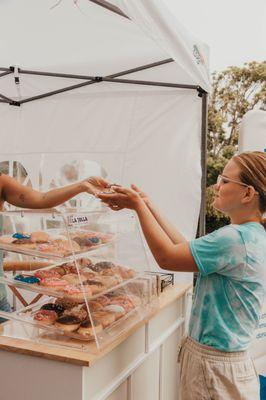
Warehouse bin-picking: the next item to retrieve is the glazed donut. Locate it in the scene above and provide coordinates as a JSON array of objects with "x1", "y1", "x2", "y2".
[
  {"x1": 92, "y1": 311, "x2": 116, "y2": 328},
  {"x1": 103, "y1": 304, "x2": 126, "y2": 320}
]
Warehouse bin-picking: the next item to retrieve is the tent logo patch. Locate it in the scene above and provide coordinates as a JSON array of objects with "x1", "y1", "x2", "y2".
[{"x1": 193, "y1": 45, "x2": 205, "y2": 65}]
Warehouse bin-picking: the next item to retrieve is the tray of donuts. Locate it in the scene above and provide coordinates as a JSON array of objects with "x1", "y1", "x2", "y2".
[
  {"x1": 4, "y1": 258, "x2": 138, "y2": 302},
  {"x1": 16, "y1": 293, "x2": 143, "y2": 341},
  {"x1": 0, "y1": 229, "x2": 115, "y2": 259}
]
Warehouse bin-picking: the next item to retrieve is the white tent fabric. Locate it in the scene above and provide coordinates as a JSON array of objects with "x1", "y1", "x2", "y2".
[
  {"x1": 116, "y1": 0, "x2": 210, "y2": 91},
  {"x1": 0, "y1": 0, "x2": 209, "y2": 278},
  {"x1": 239, "y1": 109, "x2": 266, "y2": 153}
]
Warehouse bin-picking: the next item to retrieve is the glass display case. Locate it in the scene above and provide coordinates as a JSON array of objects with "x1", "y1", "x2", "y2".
[{"x1": 0, "y1": 208, "x2": 158, "y2": 350}]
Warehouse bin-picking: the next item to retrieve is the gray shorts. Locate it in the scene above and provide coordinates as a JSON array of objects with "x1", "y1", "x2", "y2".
[{"x1": 178, "y1": 336, "x2": 259, "y2": 400}]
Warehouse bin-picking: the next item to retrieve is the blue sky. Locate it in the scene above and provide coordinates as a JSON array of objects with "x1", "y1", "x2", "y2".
[{"x1": 165, "y1": 0, "x2": 266, "y2": 72}]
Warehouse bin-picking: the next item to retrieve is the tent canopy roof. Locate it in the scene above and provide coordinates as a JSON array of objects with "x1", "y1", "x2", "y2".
[{"x1": 0, "y1": 0, "x2": 210, "y2": 103}]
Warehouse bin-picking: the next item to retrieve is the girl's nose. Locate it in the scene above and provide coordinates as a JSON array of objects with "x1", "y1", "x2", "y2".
[{"x1": 214, "y1": 183, "x2": 220, "y2": 193}]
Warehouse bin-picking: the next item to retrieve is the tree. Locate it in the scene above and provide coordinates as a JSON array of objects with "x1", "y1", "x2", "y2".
[{"x1": 206, "y1": 61, "x2": 266, "y2": 232}]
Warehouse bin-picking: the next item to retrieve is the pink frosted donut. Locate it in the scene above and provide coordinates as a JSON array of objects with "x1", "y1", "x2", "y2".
[
  {"x1": 63, "y1": 285, "x2": 92, "y2": 302},
  {"x1": 39, "y1": 278, "x2": 68, "y2": 290},
  {"x1": 34, "y1": 270, "x2": 61, "y2": 280}
]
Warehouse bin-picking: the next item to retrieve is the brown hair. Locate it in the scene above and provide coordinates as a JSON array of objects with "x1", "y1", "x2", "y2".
[{"x1": 233, "y1": 151, "x2": 266, "y2": 229}]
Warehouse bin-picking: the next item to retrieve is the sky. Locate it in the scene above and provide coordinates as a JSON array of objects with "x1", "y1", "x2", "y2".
[{"x1": 164, "y1": 0, "x2": 266, "y2": 73}]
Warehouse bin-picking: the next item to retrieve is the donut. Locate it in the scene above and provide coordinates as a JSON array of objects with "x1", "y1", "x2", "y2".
[
  {"x1": 81, "y1": 270, "x2": 98, "y2": 280},
  {"x1": 48, "y1": 266, "x2": 66, "y2": 276},
  {"x1": 39, "y1": 278, "x2": 68, "y2": 290},
  {"x1": 61, "y1": 263, "x2": 78, "y2": 275},
  {"x1": 34, "y1": 269, "x2": 61, "y2": 280},
  {"x1": 90, "y1": 261, "x2": 115, "y2": 273},
  {"x1": 54, "y1": 315, "x2": 81, "y2": 332},
  {"x1": 55, "y1": 298, "x2": 79, "y2": 310},
  {"x1": 103, "y1": 304, "x2": 126, "y2": 320},
  {"x1": 77, "y1": 319, "x2": 103, "y2": 339},
  {"x1": 0, "y1": 236, "x2": 14, "y2": 244},
  {"x1": 63, "y1": 306, "x2": 87, "y2": 321},
  {"x1": 83, "y1": 279, "x2": 104, "y2": 295},
  {"x1": 100, "y1": 275, "x2": 123, "y2": 288},
  {"x1": 98, "y1": 233, "x2": 113, "y2": 244},
  {"x1": 117, "y1": 266, "x2": 136, "y2": 280},
  {"x1": 34, "y1": 310, "x2": 58, "y2": 325},
  {"x1": 109, "y1": 295, "x2": 136, "y2": 313},
  {"x1": 14, "y1": 274, "x2": 40, "y2": 284},
  {"x1": 88, "y1": 300, "x2": 103, "y2": 312},
  {"x1": 37, "y1": 243, "x2": 58, "y2": 254},
  {"x1": 95, "y1": 295, "x2": 110, "y2": 307},
  {"x1": 52, "y1": 239, "x2": 81, "y2": 255},
  {"x1": 63, "y1": 273, "x2": 86, "y2": 285},
  {"x1": 92, "y1": 311, "x2": 116, "y2": 328},
  {"x1": 63, "y1": 284, "x2": 92, "y2": 303},
  {"x1": 30, "y1": 231, "x2": 50, "y2": 243},
  {"x1": 41, "y1": 303, "x2": 65, "y2": 316},
  {"x1": 79, "y1": 258, "x2": 93, "y2": 268}
]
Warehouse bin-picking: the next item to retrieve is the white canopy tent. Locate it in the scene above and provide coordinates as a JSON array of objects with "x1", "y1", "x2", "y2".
[{"x1": 0, "y1": 0, "x2": 210, "y2": 273}]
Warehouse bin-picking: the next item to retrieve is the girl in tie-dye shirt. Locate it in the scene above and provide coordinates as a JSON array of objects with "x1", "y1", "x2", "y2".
[{"x1": 98, "y1": 151, "x2": 266, "y2": 400}]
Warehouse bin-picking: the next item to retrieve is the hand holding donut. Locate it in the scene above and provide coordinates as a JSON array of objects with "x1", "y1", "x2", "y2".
[{"x1": 97, "y1": 186, "x2": 144, "y2": 211}]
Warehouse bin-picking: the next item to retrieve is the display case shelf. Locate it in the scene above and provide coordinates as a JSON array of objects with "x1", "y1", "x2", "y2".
[{"x1": 0, "y1": 208, "x2": 158, "y2": 349}]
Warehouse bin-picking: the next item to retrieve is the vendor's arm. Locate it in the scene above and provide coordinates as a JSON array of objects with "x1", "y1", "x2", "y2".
[
  {"x1": 0, "y1": 174, "x2": 109, "y2": 209},
  {"x1": 98, "y1": 187, "x2": 198, "y2": 273}
]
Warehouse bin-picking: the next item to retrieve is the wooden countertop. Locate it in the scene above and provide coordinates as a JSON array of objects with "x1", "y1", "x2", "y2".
[{"x1": 0, "y1": 283, "x2": 192, "y2": 366}]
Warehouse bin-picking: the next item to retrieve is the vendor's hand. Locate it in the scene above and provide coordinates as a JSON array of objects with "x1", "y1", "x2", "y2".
[
  {"x1": 97, "y1": 186, "x2": 144, "y2": 211},
  {"x1": 82, "y1": 176, "x2": 112, "y2": 196}
]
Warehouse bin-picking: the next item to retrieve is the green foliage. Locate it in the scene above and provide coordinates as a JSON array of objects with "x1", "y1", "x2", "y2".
[{"x1": 206, "y1": 61, "x2": 266, "y2": 231}]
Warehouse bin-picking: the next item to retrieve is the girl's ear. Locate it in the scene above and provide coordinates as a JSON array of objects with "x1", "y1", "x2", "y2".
[{"x1": 242, "y1": 186, "x2": 257, "y2": 204}]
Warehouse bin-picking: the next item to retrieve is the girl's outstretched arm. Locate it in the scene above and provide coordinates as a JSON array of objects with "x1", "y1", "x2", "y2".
[
  {"x1": 98, "y1": 187, "x2": 198, "y2": 273},
  {"x1": 130, "y1": 184, "x2": 187, "y2": 244}
]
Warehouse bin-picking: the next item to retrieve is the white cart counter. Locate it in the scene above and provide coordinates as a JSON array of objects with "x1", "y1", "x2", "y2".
[{"x1": 0, "y1": 283, "x2": 192, "y2": 400}]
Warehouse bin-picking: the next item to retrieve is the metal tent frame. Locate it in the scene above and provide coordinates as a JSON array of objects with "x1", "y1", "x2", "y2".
[{"x1": 0, "y1": 0, "x2": 208, "y2": 236}]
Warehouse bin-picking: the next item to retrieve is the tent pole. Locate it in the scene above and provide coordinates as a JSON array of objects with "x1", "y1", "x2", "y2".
[
  {"x1": 0, "y1": 93, "x2": 13, "y2": 103},
  {"x1": 199, "y1": 91, "x2": 208, "y2": 237},
  {"x1": 0, "y1": 71, "x2": 12, "y2": 78},
  {"x1": 19, "y1": 78, "x2": 200, "y2": 105},
  {"x1": 3, "y1": 58, "x2": 174, "y2": 81},
  {"x1": 89, "y1": 0, "x2": 129, "y2": 19},
  {"x1": 103, "y1": 77, "x2": 198, "y2": 90}
]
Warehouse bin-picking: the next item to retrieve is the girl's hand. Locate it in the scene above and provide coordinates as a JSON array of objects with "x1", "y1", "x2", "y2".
[
  {"x1": 130, "y1": 184, "x2": 150, "y2": 206},
  {"x1": 97, "y1": 186, "x2": 144, "y2": 211},
  {"x1": 81, "y1": 176, "x2": 112, "y2": 195}
]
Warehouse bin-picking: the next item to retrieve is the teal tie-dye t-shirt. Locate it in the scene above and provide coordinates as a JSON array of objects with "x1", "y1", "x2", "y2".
[{"x1": 189, "y1": 222, "x2": 266, "y2": 352}]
